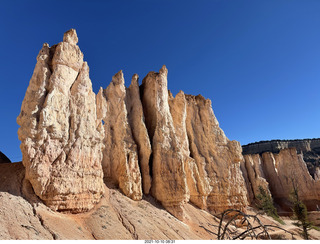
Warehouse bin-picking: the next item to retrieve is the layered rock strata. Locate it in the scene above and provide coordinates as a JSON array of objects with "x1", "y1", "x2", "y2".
[
  {"x1": 243, "y1": 138, "x2": 320, "y2": 179},
  {"x1": 242, "y1": 143, "x2": 320, "y2": 210},
  {"x1": 17, "y1": 29, "x2": 105, "y2": 212}
]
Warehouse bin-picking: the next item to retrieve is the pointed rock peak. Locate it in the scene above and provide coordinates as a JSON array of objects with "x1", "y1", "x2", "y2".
[
  {"x1": 159, "y1": 65, "x2": 168, "y2": 76},
  {"x1": 177, "y1": 90, "x2": 185, "y2": 97},
  {"x1": 130, "y1": 74, "x2": 139, "y2": 87},
  {"x1": 81, "y1": 61, "x2": 89, "y2": 73},
  {"x1": 111, "y1": 70, "x2": 124, "y2": 86},
  {"x1": 132, "y1": 73, "x2": 139, "y2": 81},
  {"x1": 37, "y1": 43, "x2": 51, "y2": 61},
  {"x1": 63, "y1": 29, "x2": 78, "y2": 45},
  {"x1": 43, "y1": 42, "x2": 50, "y2": 48}
]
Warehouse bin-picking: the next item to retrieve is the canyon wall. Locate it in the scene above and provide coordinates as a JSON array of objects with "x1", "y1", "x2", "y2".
[
  {"x1": 242, "y1": 140, "x2": 320, "y2": 211},
  {"x1": 17, "y1": 29, "x2": 248, "y2": 219}
]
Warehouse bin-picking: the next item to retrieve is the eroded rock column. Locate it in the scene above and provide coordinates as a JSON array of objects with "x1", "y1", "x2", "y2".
[
  {"x1": 17, "y1": 29, "x2": 105, "y2": 212},
  {"x1": 97, "y1": 71, "x2": 143, "y2": 200},
  {"x1": 141, "y1": 65, "x2": 189, "y2": 220},
  {"x1": 185, "y1": 94, "x2": 248, "y2": 213}
]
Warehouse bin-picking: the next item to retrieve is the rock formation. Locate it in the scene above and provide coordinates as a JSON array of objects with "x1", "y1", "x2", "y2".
[
  {"x1": 0, "y1": 151, "x2": 11, "y2": 164},
  {"x1": 243, "y1": 139, "x2": 320, "y2": 178},
  {"x1": 240, "y1": 154, "x2": 271, "y2": 203},
  {"x1": 17, "y1": 29, "x2": 249, "y2": 218},
  {"x1": 242, "y1": 138, "x2": 320, "y2": 155},
  {"x1": 17, "y1": 29, "x2": 105, "y2": 213},
  {"x1": 242, "y1": 139, "x2": 320, "y2": 210},
  {"x1": 97, "y1": 71, "x2": 143, "y2": 201},
  {"x1": 140, "y1": 66, "x2": 190, "y2": 219},
  {"x1": 184, "y1": 94, "x2": 248, "y2": 213},
  {"x1": 125, "y1": 74, "x2": 152, "y2": 195}
]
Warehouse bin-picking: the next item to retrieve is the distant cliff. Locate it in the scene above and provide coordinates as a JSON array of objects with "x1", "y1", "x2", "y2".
[
  {"x1": 241, "y1": 139, "x2": 320, "y2": 211},
  {"x1": 242, "y1": 139, "x2": 320, "y2": 178},
  {"x1": 242, "y1": 138, "x2": 320, "y2": 155}
]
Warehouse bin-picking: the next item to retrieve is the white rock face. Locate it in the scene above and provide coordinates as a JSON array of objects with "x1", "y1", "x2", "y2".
[
  {"x1": 126, "y1": 74, "x2": 152, "y2": 195},
  {"x1": 184, "y1": 94, "x2": 248, "y2": 213},
  {"x1": 168, "y1": 91, "x2": 206, "y2": 209},
  {"x1": 97, "y1": 71, "x2": 143, "y2": 200},
  {"x1": 17, "y1": 29, "x2": 105, "y2": 213},
  {"x1": 141, "y1": 66, "x2": 190, "y2": 220},
  {"x1": 241, "y1": 154, "x2": 271, "y2": 203}
]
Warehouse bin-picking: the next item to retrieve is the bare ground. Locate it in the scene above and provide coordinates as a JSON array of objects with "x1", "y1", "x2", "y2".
[{"x1": 0, "y1": 162, "x2": 319, "y2": 240}]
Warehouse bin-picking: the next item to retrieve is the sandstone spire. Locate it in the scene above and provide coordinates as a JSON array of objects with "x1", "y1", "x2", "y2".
[
  {"x1": 126, "y1": 74, "x2": 152, "y2": 194},
  {"x1": 98, "y1": 71, "x2": 143, "y2": 200},
  {"x1": 184, "y1": 94, "x2": 248, "y2": 213},
  {"x1": 168, "y1": 91, "x2": 207, "y2": 209},
  {"x1": 17, "y1": 29, "x2": 105, "y2": 212},
  {"x1": 141, "y1": 65, "x2": 190, "y2": 220}
]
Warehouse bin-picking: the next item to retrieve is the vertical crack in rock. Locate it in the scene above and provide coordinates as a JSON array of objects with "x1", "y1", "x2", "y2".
[
  {"x1": 125, "y1": 74, "x2": 152, "y2": 195},
  {"x1": 168, "y1": 90, "x2": 206, "y2": 209},
  {"x1": 98, "y1": 71, "x2": 143, "y2": 200},
  {"x1": 184, "y1": 94, "x2": 248, "y2": 214},
  {"x1": 140, "y1": 65, "x2": 190, "y2": 220},
  {"x1": 17, "y1": 29, "x2": 105, "y2": 213},
  {"x1": 241, "y1": 154, "x2": 270, "y2": 204}
]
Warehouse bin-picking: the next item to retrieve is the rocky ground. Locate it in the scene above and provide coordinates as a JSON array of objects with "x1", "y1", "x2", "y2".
[{"x1": 1, "y1": 161, "x2": 319, "y2": 240}]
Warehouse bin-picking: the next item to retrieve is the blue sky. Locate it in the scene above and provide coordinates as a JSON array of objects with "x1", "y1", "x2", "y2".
[{"x1": 1, "y1": 0, "x2": 320, "y2": 162}]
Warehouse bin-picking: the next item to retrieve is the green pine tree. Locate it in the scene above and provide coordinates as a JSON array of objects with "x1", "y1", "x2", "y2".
[
  {"x1": 256, "y1": 186, "x2": 284, "y2": 224},
  {"x1": 290, "y1": 181, "x2": 312, "y2": 240}
]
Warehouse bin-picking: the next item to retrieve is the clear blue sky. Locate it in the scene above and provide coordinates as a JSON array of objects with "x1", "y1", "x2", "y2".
[{"x1": 1, "y1": 0, "x2": 319, "y2": 162}]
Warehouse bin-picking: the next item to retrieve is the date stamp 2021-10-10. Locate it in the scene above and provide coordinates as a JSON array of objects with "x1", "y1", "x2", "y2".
[{"x1": 145, "y1": 240, "x2": 175, "y2": 244}]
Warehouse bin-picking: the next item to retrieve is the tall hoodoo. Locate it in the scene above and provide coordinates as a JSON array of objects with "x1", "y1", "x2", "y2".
[
  {"x1": 184, "y1": 94, "x2": 248, "y2": 213},
  {"x1": 97, "y1": 71, "x2": 143, "y2": 200},
  {"x1": 17, "y1": 29, "x2": 105, "y2": 212},
  {"x1": 141, "y1": 66, "x2": 190, "y2": 219},
  {"x1": 125, "y1": 74, "x2": 152, "y2": 195}
]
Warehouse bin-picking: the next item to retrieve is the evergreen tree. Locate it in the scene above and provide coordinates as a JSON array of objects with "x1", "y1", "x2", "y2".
[
  {"x1": 290, "y1": 181, "x2": 312, "y2": 240},
  {"x1": 256, "y1": 186, "x2": 283, "y2": 224}
]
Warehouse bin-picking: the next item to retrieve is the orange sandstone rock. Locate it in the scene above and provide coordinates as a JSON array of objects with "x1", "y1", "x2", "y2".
[{"x1": 17, "y1": 29, "x2": 105, "y2": 213}]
